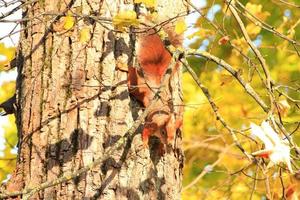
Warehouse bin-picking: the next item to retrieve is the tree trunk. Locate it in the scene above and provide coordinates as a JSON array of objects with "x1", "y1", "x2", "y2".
[{"x1": 6, "y1": 0, "x2": 186, "y2": 199}]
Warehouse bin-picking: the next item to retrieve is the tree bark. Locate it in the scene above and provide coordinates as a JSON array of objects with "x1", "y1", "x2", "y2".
[{"x1": 6, "y1": 0, "x2": 186, "y2": 199}]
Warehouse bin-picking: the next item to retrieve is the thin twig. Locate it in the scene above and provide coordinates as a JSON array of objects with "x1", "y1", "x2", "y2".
[
  {"x1": 235, "y1": 0, "x2": 300, "y2": 47},
  {"x1": 226, "y1": 0, "x2": 275, "y2": 114},
  {"x1": 273, "y1": 0, "x2": 300, "y2": 8},
  {"x1": 0, "y1": 0, "x2": 38, "y2": 21},
  {"x1": 275, "y1": 88, "x2": 300, "y2": 103},
  {"x1": 181, "y1": 58, "x2": 253, "y2": 160},
  {"x1": 279, "y1": 168, "x2": 287, "y2": 199},
  {"x1": 183, "y1": 146, "x2": 229, "y2": 191},
  {"x1": 187, "y1": 51, "x2": 269, "y2": 112},
  {"x1": 250, "y1": 165, "x2": 259, "y2": 199},
  {"x1": 185, "y1": 0, "x2": 267, "y2": 90},
  {"x1": 184, "y1": 142, "x2": 244, "y2": 158}
]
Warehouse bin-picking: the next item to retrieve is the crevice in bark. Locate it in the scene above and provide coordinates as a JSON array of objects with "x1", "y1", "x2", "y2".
[
  {"x1": 100, "y1": 31, "x2": 115, "y2": 63},
  {"x1": 56, "y1": 106, "x2": 63, "y2": 172},
  {"x1": 93, "y1": 128, "x2": 133, "y2": 199}
]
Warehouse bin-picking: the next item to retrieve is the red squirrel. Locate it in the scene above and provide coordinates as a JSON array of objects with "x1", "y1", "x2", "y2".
[{"x1": 128, "y1": 29, "x2": 183, "y2": 147}]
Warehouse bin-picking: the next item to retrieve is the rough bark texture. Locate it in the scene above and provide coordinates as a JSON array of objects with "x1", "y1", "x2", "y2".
[{"x1": 7, "y1": 0, "x2": 186, "y2": 199}]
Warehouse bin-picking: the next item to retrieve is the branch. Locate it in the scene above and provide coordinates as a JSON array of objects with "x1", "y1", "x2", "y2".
[
  {"x1": 187, "y1": 51, "x2": 269, "y2": 112},
  {"x1": 182, "y1": 146, "x2": 228, "y2": 191},
  {"x1": 273, "y1": 0, "x2": 300, "y2": 8},
  {"x1": 226, "y1": 0, "x2": 275, "y2": 113},
  {"x1": 235, "y1": 0, "x2": 300, "y2": 47},
  {"x1": 0, "y1": 0, "x2": 38, "y2": 20},
  {"x1": 275, "y1": 88, "x2": 300, "y2": 103},
  {"x1": 186, "y1": 50, "x2": 300, "y2": 156},
  {"x1": 180, "y1": 58, "x2": 253, "y2": 161},
  {"x1": 185, "y1": 0, "x2": 268, "y2": 89}
]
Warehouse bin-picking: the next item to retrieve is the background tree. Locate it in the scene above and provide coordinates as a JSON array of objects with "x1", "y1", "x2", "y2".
[
  {"x1": 182, "y1": 0, "x2": 300, "y2": 199},
  {"x1": 0, "y1": 0, "x2": 300, "y2": 199}
]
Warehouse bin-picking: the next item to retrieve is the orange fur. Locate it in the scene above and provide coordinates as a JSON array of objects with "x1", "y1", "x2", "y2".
[{"x1": 128, "y1": 31, "x2": 182, "y2": 147}]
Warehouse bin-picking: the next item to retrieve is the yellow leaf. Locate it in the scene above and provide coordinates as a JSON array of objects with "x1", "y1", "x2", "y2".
[
  {"x1": 287, "y1": 28, "x2": 295, "y2": 39},
  {"x1": 112, "y1": 10, "x2": 140, "y2": 30},
  {"x1": 3, "y1": 115, "x2": 18, "y2": 146},
  {"x1": 134, "y1": 0, "x2": 156, "y2": 8},
  {"x1": 231, "y1": 183, "x2": 251, "y2": 199},
  {"x1": 175, "y1": 20, "x2": 187, "y2": 35},
  {"x1": 150, "y1": 11, "x2": 158, "y2": 21},
  {"x1": 182, "y1": 192, "x2": 202, "y2": 200},
  {"x1": 220, "y1": 74, "x2": 234, "y2": 86},
  {"x1": 231, "y1": 38, "x2": 249, "y2": 56},
  {"x1": 0, "y1": 81, "x2": 15, "y2": 104},
  {"x1": 246, "y1": 23, "x2": 261, "y2": 37},
  {"x1": 79, "y1": 27, "x2": 90, "y2": 43},
  {"x1": 283, "y1": 115, "x2": 300, "y2": 123},
  {"x1": 245, "y1": 3, "x2": 270, "y2": 21},
  {"x1": 245, "y1": 3, "x2": 262, "y2": 15},
  {"x1": 277, "y1": 98, "x2": 290, "y2": 117},
  {"x1": 0, "y1": 43, "x2": 16, "y2": 70},
  {"x1": 63, "y1": 12, "x2": 75, "y2": 30},
  {"x1": 187, "y1": 29, "x2": 214, "y2": 40}
]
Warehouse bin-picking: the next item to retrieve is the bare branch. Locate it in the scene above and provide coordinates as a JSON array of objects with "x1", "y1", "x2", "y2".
[
  {"x1": 235, "y1": 1, "x2": 300, "y2": 48},
  {"x1": 181, "y1": 58, "x2": 253, "y2": 160},
  {"x1": 226, "y1": 0, "x2": 275, "y2": 113},
  {"x1": 183, "y1": 145, "x2": 230, "y2": 191},
  {"x1": 187, "y1": 51, "x2": 269, "y2": 112},
  {"x1": 273, "y1": 0, "x2": 300, "y2": 8},
  {"x1": 185, "y1": 0, "x2": 268, "y2": 88}
]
